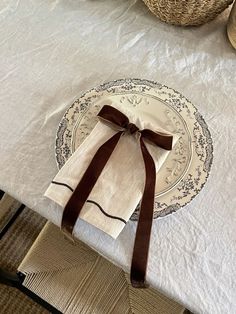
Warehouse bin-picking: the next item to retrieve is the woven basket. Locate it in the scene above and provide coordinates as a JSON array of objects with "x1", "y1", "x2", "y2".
[
  {"x1": 143, "y1": 0, "x2": 233, "y2": 26},
  {"x1": 227, "y1": 0, "x2": 236, "y2": 48}
]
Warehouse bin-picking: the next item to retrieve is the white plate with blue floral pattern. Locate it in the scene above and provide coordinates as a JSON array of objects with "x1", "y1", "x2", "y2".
[{"x1": 55, "y1": 79, "x2": 213, "y2": 220}]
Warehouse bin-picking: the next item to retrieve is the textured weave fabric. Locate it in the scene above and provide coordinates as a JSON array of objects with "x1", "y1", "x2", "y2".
[
  {"x1": 0, "y1": 193, "x2": 185, "y2": 314},
  {"x1": 0, "y1": 193, "x2": 21, "y2": 227},
  {"x1": 0, "y1": 194, "x2": 47, "y2": 314},
  {"x1": 142, "y1": 0, "x2": 233, "y2": 25},
  {"x1": 227, "y1": 1, "x2": 236, "y2": 48},
  {"x1": 18, "y1": 222, "x2": 185, "y2": 314}
]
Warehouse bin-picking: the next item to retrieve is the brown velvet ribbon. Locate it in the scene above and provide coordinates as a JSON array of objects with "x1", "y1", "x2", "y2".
[{"x1": 61, "y1": 105, "x2": 173, "y2": 288}]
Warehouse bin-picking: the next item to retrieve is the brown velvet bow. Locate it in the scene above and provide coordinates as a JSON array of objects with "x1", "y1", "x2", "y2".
[{"x1": 61, "y1": 105, "x2": 173, "y2": 288}]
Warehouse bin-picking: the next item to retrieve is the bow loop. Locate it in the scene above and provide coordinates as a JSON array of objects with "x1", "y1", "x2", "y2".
[
  {"x1": 141, "y1": 129, "x2": 173, "y2": 150},
  {"x1": 97, "y1": 105, "x2": 129, "y2": 129}
]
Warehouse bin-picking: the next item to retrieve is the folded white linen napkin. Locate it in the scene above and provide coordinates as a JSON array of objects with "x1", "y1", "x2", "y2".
[{"x1": 45, "y1": 102, "x2": 178, "y2": 239}]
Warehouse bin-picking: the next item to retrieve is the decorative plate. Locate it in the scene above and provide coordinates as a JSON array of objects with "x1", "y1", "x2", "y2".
[{"x1": 55, "y1": 79, "x2": 213, "y2": 220}]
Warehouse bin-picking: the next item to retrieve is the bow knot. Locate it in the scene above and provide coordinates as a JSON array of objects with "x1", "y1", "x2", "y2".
[
  {"x1": 126, "y1": 122, "x2": 139, "y2": 134},
  {"x1": 62, "y1": 104, "x2": 173, "y2": 288}
]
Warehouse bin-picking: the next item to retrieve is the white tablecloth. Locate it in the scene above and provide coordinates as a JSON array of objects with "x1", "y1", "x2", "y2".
[{"x1": 0, "y1": 1, "x2": 235, "y2": 313}]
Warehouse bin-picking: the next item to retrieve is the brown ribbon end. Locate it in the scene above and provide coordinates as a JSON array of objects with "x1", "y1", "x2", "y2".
[
  {"x1": 131, "y1": 278, "x2": 149, "y2": 289},
  {"x1": 62, "y1": 226, "x2": 75, "y2": 243}
]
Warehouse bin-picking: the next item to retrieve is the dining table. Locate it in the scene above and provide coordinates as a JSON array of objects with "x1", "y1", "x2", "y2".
[{"x1": 0, "y1": 1, "x2": 235, "y2": 313}]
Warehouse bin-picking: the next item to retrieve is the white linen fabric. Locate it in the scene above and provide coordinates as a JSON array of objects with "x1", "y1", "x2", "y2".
[
  {"x1": 0, "y1": 1, "x2": 235, "y2": 313},
  {"x1": 45, "y1": 104, "x2": 176, "y2": 238}
]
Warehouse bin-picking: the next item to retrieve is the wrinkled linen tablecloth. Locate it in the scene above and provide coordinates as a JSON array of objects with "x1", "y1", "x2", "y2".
[{"x1": 0, "y1": 1, "x2": 235, "y2": 313}]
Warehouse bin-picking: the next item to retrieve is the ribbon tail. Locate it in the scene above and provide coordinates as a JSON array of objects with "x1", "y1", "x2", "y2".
[
  {"x1": 130, "y1": 136, "x2": 156, "y2": 288},
  {"x1": 61, "y1": 131, "x2": 123, "y2": 236}
]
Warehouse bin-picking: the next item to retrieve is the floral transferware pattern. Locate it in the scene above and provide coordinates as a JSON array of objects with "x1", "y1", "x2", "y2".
[{"x1": 55, "y1": 79, "x2": 213, "y2": 220}]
